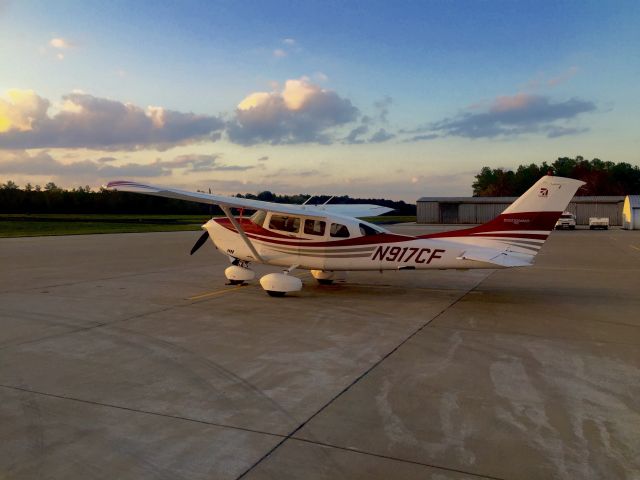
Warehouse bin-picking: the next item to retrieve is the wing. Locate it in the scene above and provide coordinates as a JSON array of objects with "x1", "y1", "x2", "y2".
[
  {"x1": 304, "y1": 204, "x2": 393, "y2": 217},
  {"x1": 106, "y1": 180, "x2": 393, "y2": 218}
]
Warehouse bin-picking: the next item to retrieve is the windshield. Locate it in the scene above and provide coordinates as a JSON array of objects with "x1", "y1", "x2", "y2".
[
  {"x1": 359, "y1": 223, "x2": 383, "y2": 236},
  {"x1": 250, "y1": 210, "x2": 267, "y2": 226}
]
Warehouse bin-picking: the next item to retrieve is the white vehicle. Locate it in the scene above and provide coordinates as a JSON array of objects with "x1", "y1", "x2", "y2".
[
  {"x1": 555, "y1": 212, "x2": 576, "y2": 230},
  {"x1": 589, "y1": 217, "x2": 609, "y2": 230},
  {"x1": 108, "y1": 175, "x2": 584, "y2": 296}
]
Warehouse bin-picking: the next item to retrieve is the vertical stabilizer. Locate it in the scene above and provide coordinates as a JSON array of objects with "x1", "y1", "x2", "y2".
[
  {"x1": 420, "y1": 175, "x2": 585, "y2": 258},
  {"x1": 502, "y1": 175, "x2": 585, "y2": 215}
]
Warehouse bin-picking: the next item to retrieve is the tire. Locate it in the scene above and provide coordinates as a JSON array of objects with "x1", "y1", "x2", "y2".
[
  {"x1": 228, "y1": 279, "x2": 244, "y2": 285},
  {"x1": 569, "y1": 226, "x2": 575, "y2": 230},
  {"x1": 266, "y1": 290, "x2": 286, "y2": 297},
  {"x1": 317, "y1": 279, "x2": 334, "y2": 285}
]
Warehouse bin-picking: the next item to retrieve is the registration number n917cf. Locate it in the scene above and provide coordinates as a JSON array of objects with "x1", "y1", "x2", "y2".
[{"x1": 371, "y1": 246, "x2": 445, "y2": 264}]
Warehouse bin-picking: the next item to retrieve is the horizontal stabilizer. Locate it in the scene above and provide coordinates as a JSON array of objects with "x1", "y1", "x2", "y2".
[{"x1": 457, "y1": 249, "x2": 533, "y2": 267}]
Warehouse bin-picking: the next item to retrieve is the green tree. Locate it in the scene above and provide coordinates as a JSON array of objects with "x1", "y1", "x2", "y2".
[{"x1": 2, "y1": 180, "x2": 19, "y2": 190}]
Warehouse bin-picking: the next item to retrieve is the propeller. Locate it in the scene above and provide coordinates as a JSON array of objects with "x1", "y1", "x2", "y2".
[
  {"x1": 190, "y1": 230, "x2": 210, "y2": 255},
  {"x1": 191, "y1": 189, "x2": 214, "y2": 256}
]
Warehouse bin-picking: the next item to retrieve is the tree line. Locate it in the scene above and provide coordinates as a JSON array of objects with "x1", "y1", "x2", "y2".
[
  {"x1": 473, "y1": 156, "x2": 640, "y2": 196},
  {"x1": 0, "y1": 181, "x2": 416, "y2": 215}
]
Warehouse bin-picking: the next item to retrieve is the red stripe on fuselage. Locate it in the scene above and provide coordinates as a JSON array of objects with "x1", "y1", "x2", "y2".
[{"x1": 419, "y1": 211, "x2": 561, "y2": 239}]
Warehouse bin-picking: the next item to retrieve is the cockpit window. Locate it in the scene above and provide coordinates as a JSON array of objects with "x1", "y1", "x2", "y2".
[
  {"x1": 250, "y1": 210, "x2": 267, "y2": 227},
  {"x1": 269, "y1": 214, "x2": 300, "y2": 233},
  {"x1": 359, "y1": 223, "x2": 382, "y2": 236},
  {"x1": 330, "y1": 223, "x2": 350, "y2": 238},
  {"x1": 304, "y1": 219, "x2": 326, "y2": 236}
]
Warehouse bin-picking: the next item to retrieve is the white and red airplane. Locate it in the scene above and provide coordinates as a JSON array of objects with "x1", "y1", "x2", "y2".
[{"x1": 107, "y1": 174, "x2": 584, "y2": 296}]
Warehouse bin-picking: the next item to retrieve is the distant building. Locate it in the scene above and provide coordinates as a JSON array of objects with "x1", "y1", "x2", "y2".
[
  {"x1": 622, "y1": 195, "x2": 640, "y2": 230},
  {"x1": 417, "y1": 196, "x2": 625, "y2": 225}
]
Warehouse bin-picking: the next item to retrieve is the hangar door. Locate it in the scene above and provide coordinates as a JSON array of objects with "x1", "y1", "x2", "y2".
[{"x1": 440, "y1": 203, "x2": 459, "y2": 224}]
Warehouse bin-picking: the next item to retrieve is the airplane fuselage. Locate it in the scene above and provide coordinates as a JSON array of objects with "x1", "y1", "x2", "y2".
[{"x1": 206, "y1": 216, "x2": 503, "y2": 271}]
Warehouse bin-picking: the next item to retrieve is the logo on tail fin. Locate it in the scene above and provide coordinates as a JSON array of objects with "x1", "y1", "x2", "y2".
[{"x1": 538, "y1": 187, "x2": 549, "y2": 197}]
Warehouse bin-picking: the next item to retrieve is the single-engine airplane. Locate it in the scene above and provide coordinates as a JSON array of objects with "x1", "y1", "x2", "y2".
[{"x1": 107, "y1": 174, "x2": 584, "y2": 296}]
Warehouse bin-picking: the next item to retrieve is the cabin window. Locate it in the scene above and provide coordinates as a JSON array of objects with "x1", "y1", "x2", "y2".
[
  {"x1": 359, "y1": 223, "x2": 382, "y2": 236},
  {"x1": 250, "y1": 210, "x2": 267, "y2": 227},
  {"x1": 304, "y1": 219, "x2": 326, "y2": 236},
  {"x1": 330, "y1": 223, "x2": 350, "y2": 238},
  {"x1": 269, "y1": 214, "x2": 300, "y2": 233}
]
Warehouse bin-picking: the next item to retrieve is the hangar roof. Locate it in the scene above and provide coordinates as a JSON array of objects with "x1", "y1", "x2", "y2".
[{"x1": 626, "y1": 195, "x2": 640, "y2": 208}]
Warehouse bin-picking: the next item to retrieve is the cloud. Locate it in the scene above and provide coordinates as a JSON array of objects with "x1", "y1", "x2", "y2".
[
  {"x1": 404, "y1": 133, "x2": 439, "y2": 142},
  {"x1": 273, "y1": 49, "x2": 287, "y2": 58},
  {"x1": 373, "y1": 96, "x2": 392, "y2": 123},
  {"x1": 0, "y1": 89, "x2": 50, "y2": 133},
  {"x1": 369, "y1": 128, "x2": 395, "y2": 143},
  {"x1": 547, "y1": 66, "x2": 579, "y2": 87},
  {"x1": 0, "y1": 90, "x2": 225, "y2": 150},
  {"x1": 282, "y1": 38, "x2": 296, "y2": 46},
  {"x1": 257, "y1": 156, "x2": 269, "y2": 162},
  {"x1": 0, "y1": 150, "x2": 170, "y2": 178},
  {"x1": 227, "y1": 78, "x2": 358, "y2": 145},
  {"x1": 49, "y1": 37, "x2": 72, "y2": 49},
  {"x1": 408, "y1": 93, "x2": 596, "y2": 140},
  {"x1": 263, "y1": 168, "x2": 328, "y2": 179},
  {"x1": 156, "y1": 154, "x2": 255, "y2": 172},
  {"x1": 343, "y1": 125, "x2": 369, "y2": 144},
  {"x1": 525, "y1": 66, "x2": 580, "y2": 90},
  {"x1": 313, "y1": 72, "x2": 329, "y2": 83},
  {"x1": 0, "y1": 150, "x2": 256, "y2": 181}
]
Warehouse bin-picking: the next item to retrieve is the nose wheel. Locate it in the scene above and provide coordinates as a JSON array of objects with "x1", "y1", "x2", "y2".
[{"x1": 225, "y1": 264, "x2": 255, "y2": 284}]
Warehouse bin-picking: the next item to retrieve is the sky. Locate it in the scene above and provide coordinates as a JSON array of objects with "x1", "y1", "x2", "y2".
[{"x1": 1, "y1": 0, "x2": 639, "y2": 200}]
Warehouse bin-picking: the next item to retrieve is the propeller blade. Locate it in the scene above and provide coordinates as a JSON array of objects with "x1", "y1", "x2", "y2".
[{"x1": 190, "y1": 231, "x2": 210, "y2": 255}]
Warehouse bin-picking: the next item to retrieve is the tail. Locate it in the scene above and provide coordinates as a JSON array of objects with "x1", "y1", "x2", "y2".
[{"x1": 421, "y1": 175, "x2": 585, "y2": 263}]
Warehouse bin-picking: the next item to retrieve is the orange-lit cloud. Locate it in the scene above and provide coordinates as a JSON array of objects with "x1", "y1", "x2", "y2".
[
  {"x1": 49, "y1": 37, "x2": 71, "y2": 49},
  {"x1": 0, "y1": 90, "x2": 224, "y2": 150},
  {"x1": 229, "y1": 78, "x2": 358, "y2": 145},
  {"x1": 491, "y1": 93, "x2": 536, "y2": 113},
  {"x1": 0, "y1": 89, "x2": 50, "y2": 133}
]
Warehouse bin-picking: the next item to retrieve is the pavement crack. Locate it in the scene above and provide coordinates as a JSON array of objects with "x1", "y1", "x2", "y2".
[
  {"x1": 0, "y1": 384, "x2": 284, "y2": 440},
  {"x1": 234, "y1": 272, "x2": 493, "y2": 480}
]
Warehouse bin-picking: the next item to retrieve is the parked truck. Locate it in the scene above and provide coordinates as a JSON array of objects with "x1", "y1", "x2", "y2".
[
  {"x1": 589, "y1": 217, "x2": 609, "y2": 230},
  {"x1": 555, "y1": 212, "x2": 576, "y2": 229}
]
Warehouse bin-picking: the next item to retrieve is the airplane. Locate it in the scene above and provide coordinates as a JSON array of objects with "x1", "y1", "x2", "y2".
[{"x1": 107, "y1": 174, "x2": 584, "y2": 296}]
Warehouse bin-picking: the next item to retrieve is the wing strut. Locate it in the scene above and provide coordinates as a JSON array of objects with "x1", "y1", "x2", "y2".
[{"x1": 220, "y1": 205, "x2": 265, "y2": 263}]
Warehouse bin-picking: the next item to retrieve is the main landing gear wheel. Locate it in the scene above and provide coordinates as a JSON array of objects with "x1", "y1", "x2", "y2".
[
  {"x1": 266, "y1": 290, "x2": 286, "y2": 297},
  {"x1": 259, "y1": 272, "x2": 302, "y2": 297},
  {"x1": 311, "y1": 270, "x2": 346, "y2": 285}
]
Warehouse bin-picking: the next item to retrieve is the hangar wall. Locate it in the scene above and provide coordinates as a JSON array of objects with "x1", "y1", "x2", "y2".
[{"x1": 417, "y1": 196, "x2": 625, "y2": 225}]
